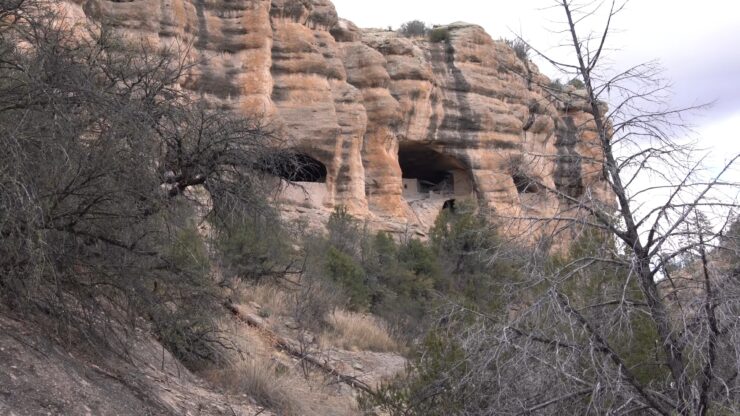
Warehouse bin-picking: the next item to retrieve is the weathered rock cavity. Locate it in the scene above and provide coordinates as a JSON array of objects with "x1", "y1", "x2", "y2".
[{"x1": 61, "y1": 0, "x2": 612, "y2": 240}]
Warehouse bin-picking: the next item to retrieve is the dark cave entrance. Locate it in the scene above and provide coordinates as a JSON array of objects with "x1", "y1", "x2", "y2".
[
  {"x1": 263, "y1": 152, "x2": 327, "y2": 183},
  {"x1": 443, "y1": 199, "x2": 456, "y2": 212},
  {"x1": 512, "y1": 172, "x2": 539, "y2": 194},
  {"x1": 398, "y1": 143, "x2": 473, "y2": 197}
]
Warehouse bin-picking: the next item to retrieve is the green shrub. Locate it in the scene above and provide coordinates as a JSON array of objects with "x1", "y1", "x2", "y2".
[
  {"x1": 372, "y1": 231, "x2": 397, "y2": 266},
  {"x1": 217, "y1": 212, "x2": 292, "y2": 282},
  {"x1": 168, "y1": 226, "x2": 211, "y2": 276},
  {"x1": 429, "y1": 201, "x2": 523, "y2": 313},
  {"x1": 430, "y1": 201, "x2": 499, "y2": 277},
  {"x1": 548, "y1": 78, "x2": 564, "y2": 91},
  {"x1": 551, "y1": 228, "x2": 668, "y2": 386},
  {"x1": 152, "y1": 226, "x2": 226, "y2": 369},
  {"x1": 722, "y1": 218, "x2": 740, "y2": 275},
  {"x1": 325, "y1": 246, "x2": 369, "y2": 311},
  {"x1": 567, "y1": 77, "x2": 585, "y2": 89},
  {"x1": 359, "y1": 330, "x2": 468, "y2": 415},
  {"x1": 331, "y1": 230, "x2": 441, "y2": 339},
  {"x1": 399, "y1": 239, "x2": 438, "y2": 277},
  {"x1": 399, "y1": 20, "x2": 428, "y2": 37},
  {"x1": 429, "y1": 27, "x2": 449, "y2": 43},
  {"x1": 326, "y1": 205, "x2": 361, "y2": 255}
]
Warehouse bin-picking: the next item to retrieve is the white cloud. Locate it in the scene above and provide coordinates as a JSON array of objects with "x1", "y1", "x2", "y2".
[{"x1": 696, "y1": 112, "x2": 740, "y2": 177}]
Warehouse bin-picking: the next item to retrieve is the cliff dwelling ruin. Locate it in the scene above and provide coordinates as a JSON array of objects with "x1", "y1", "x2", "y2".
[
  {"x1": 398, "y1": 143, "x2": 474, "y2": 201},
  {"x1": 395, "y1": 142, "x2": 477, "y2": 230},
  {"x1": 108, "y1": 0, "x2": 610, "y2": 239}
]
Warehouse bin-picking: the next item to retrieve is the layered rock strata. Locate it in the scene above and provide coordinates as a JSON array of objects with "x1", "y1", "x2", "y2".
[{"x1": 62, "y1": 0, "x2": 611, "y2": 241}]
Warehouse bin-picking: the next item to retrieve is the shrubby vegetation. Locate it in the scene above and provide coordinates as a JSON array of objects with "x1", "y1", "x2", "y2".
[
  {"x1": 428, "y1": 27, "x2": 449, "y2": 43},
  {"x1": 2, "y1": 2, "x2": 738, "y2": 415},
  {"x1": 502, "y1": 37, "x2": 530, "y2": 61},
  {"x1": 399, "y1": 20, "x2": 450, "y2": 43},
  {"x1": 398, "y1": 20, "x2": 428, "y2": 37},
  {"x1": 362, "y1": 1, "x2": 740, "y2": 414},
  {"x1": 217, "y1": 209, "x2": 293, "y2": 283},
  {"x1": 295, "y1": 203, "x2": 525, "y2": 341},
  {"x1": 361, "y1": 220, "x2": 740, "y2": 415},
  {"x1": 548, "y1": 77, "x2": 586, "y2": 92},
  {"x1": 0, "y1": 0, "x2": 286, "y2": 366},
  {"x1": 567, "y1": 77, "x2": 585, "y2": 89}
]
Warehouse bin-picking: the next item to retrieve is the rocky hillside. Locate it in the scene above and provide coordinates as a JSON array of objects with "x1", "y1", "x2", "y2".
[
  {"x1": 61, "y1": 0, "x2": 610, "y2": 239},
  {"x1": 0, "y1": 294, "x2": 406, "y2": 416}
]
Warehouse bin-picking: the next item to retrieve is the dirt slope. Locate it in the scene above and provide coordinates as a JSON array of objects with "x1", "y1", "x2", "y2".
[{"x1": 0, "y1": 314, "x2": 271, "y2": 416}]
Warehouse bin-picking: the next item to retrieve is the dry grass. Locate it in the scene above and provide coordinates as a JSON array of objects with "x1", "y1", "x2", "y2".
[
  {"x1": 320, "y1": 310, "x2": 399, "y2": 353},
  {"x1": 233, "y1": 281, "x2": 292, "y2": 317},
  {"x1": 203, "y1": 319, "x2": 307, "y2": 415},
  {"x1": 199, "y1": 284, "x2": 391, "y2": 416},
  {"x1": 234, "y1": 279, "x2": 343, "y2": 332},
  {"x1": 204, "y1": 358, "x2": 306, "y2": 415},
  {"x1": 204, "y1": 317, "x2": 362, "y2": 416}
]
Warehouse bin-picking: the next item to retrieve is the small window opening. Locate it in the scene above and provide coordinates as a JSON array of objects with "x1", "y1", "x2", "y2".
[{"x1": 443, "y1": 199, "x2": 456, "y2": 212}]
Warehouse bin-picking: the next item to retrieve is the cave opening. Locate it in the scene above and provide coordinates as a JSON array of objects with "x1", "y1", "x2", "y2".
[
  {"x1": 512, "y1": 172, "x2": 538, "y2": 194},
  {"x1": 262, "y1": 152, "x2": 327, "y2": 183},
  {"x1": 443, "y1": 199, "x2": 456, "y2": 212},
  {"x1": 398, "y1": 143, "x2": 472, "y2": 197}
]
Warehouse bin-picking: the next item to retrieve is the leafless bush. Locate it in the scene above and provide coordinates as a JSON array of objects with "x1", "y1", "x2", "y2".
[
  {"x1": 367, "y1": 1, "x2": 740, "y2": 415},
  {"x1": 0, "y1": 0, "x2": 287, "y2": 363},
  {"x1": 502, "y1": 37, "x2": 530, "y2": 61}
]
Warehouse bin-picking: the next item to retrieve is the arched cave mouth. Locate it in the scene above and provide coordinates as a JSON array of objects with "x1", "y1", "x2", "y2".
[
  {"x1": 398, "y1": 143, "x2": 472, "y2": 197},
  {"x1": 512, "y1": 172, "x2": 539, "y2": 194},
  {"x1": 261, "y1": 152, "x2": 327, "y2": 183}
]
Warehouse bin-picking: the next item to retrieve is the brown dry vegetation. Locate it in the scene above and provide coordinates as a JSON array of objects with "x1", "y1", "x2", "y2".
[
  {"x1": 198, "y1": 282, "x2": 403, "y2": 416},
  {"x1": 321, "y1": 310, "x2": 399, "y2": 353}
]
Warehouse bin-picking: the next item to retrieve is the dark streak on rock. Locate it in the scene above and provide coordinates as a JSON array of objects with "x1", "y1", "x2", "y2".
[
  {"x1": 554, "y1": 116, "x2": 585, "y2": 199},
  {"x1": 194, "y1": 0, "x2": 208, "y2": 49}
]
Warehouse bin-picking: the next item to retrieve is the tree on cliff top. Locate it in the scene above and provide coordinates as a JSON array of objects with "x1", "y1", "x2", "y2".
[
  {"x1": 364, "y1": 1, "x2": 740, "y2": 415},
  {"x1": 399, "y1": 20, "x2": 428, "y2": 37}
]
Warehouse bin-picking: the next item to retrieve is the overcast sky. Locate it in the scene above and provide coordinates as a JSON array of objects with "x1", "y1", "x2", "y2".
[{"x1": 333, "y1": 0, "x2": 740, "y2": 182}]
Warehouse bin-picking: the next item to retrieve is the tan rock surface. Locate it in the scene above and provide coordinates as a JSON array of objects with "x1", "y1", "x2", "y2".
[{"x1": 64, "y1": 0, "x2": 611, "y2": 242}]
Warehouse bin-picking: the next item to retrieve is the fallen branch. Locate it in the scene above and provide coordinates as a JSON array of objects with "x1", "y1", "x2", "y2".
[{"x1": 224, "y1": 301, "x2": 374, "y2": 394}]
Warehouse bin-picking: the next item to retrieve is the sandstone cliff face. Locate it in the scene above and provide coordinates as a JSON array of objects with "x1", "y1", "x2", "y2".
[{"x1": 63, "y1": 0, "x2": 611, "y2": 241}]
